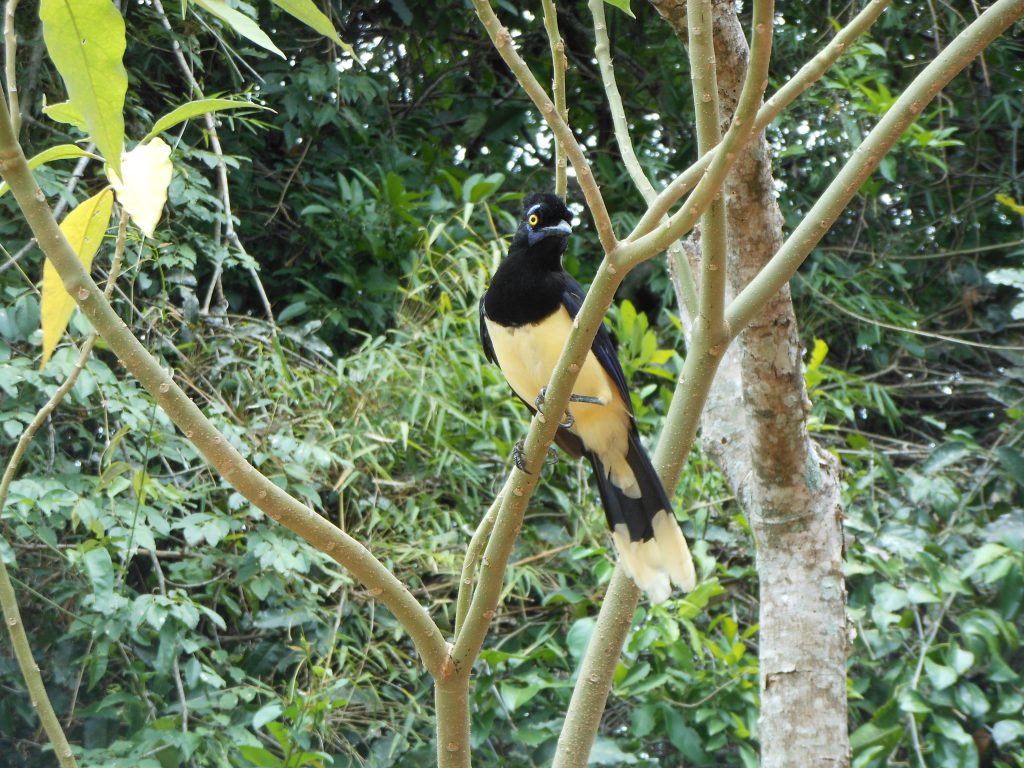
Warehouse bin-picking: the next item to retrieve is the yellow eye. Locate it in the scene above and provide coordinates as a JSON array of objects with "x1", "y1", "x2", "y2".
[{"x1": 528, "y1": 213, "x2": 540, "y2": 227}]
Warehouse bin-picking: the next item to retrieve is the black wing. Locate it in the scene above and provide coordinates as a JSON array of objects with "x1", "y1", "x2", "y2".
[
  {"x1": 561, "y1": 273, "x2": 633, "y2": 416},
  {"x1": 479, "y1": 296, "x2": 497, "y2": 365}
]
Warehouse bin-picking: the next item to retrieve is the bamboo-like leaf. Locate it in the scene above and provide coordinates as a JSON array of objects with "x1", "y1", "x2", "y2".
[
  {"x1": 141, "y1": 98, "x2": 269, "y2": 144},
  {"x1": 193, "y1": 0, "x2": 285, "y2": 59},
  {"x1": 38, "y1": 0, "x2": 127, "y2": 176},
  {"x1": 40, "y1": 188, "x2": 115, "y2": 369},
  {"x1": 107, "y1": 138, "x2": 174, "y2": 238},
  {"x1": 270, "y1": 0, "x2": 355, "y2": 56},
  {"x1": 0, "y1": 144, "x2": 100, "y2": 198}
]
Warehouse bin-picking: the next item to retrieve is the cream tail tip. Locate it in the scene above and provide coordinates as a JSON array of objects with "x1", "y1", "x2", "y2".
[{"x1": 612, "y1": 510, "x2": 696, "y2": 604}]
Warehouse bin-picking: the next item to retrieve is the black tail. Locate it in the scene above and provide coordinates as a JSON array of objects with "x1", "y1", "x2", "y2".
[{"x1": 587, "y1": 430, "x2": 696, "y2": 602}]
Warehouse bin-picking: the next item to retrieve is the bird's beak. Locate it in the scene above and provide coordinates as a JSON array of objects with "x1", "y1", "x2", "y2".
[{"x1": 542, "y1": 219, "x2": 572, "y2": 237}]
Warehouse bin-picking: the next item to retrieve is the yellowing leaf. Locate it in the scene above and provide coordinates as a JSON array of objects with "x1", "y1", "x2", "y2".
[
  {"x1": 193, "y1": 0, "x2": 285, "y2": 58},
  {"x1": 107, "y1": 138, "x2": 173, "y2": 237},
  {"x1": 270, "y1": 0, "x2": 355, "y2": 56},
  {"x1": 995, "y1": 193, "x2": 1024, "y2": 216},
  {"x1": 40, "y1": 188, "x2": 114, "y2": 369},
  {"x1": 41, "y1": 99, "x2": 88, "y2": 131}
]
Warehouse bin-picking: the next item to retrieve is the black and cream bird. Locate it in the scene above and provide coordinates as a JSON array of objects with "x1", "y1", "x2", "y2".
[{"x1": 479, "y1": 192, "x2": 696, "y2": 603}]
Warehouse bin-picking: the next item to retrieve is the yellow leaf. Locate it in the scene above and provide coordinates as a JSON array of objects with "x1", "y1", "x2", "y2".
[
  {"x1": 995, "y1": 193, "x2": 1024, "y2": 216},
  {"x1": 40, "y1": 188, "x2": 114, "y2": 369},
  {"x1": 808, "y1": 338, "x2": 829, "y2": 371},
  {"x1": 107, "y1": 138, "x2": 173, "y2": 237}
]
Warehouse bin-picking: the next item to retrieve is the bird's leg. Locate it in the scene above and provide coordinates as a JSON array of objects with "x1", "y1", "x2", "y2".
[{"x1": 534, "y1": 386, "x2": 604, "y2": 430}]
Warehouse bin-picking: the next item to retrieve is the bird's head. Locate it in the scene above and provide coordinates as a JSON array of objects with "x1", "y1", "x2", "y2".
[{"x1": 514, "y1": 192, "x2": 573, "y2": 252}]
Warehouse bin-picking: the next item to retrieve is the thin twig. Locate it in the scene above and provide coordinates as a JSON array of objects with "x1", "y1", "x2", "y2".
[
  {"x1": 628, "y1": 0, "x2": 893, "y2": 246},
  {"x1": 541, "y1": 0, "x2": 568, "y2": 197},
  {"x1": 589, "y1": 0, "x2": 698, "y2": 314},
  {"x1": 149, "y1": 0, "x2": 275, "y2": 324},
  {"x1": 725, "y1": 0, "x2": 1024, "y2": 335},
  {"x1": 3, "y1": 0, "x2": 19, "y2": 136}
]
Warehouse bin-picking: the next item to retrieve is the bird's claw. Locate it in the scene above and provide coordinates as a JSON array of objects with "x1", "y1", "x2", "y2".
[
  {"x1": 545, "y1": 445, "x2": 559, "y2": 465},
  {"x1": 512, "y1": 440, "x2": 532, "y2": 474},
  {"x1": 535, "y1": 386, "x2": 602, "y2": 430}
]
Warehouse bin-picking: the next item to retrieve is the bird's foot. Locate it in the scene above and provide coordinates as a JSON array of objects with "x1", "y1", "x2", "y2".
[
  {"x1": 512, "y1": 440, "x2": 532, "y2": 474},
  {"x1": 545, "y1": 445, "x2": 559, "y2": 465},
  {"x1": 534, "y1": 387, "x2": 603, "y2": 430}
]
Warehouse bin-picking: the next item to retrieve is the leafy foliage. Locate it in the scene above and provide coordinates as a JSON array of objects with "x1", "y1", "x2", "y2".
[{"x1": 2, "y1": 0, "x2": 1023, "y2": 766}]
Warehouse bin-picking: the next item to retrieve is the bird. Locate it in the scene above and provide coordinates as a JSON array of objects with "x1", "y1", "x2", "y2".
[{"x1": 479, "y1": 192, "x2": 696, "y2": 603}]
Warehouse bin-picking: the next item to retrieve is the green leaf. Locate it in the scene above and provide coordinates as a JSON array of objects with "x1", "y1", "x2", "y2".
[
  {"x1": 589, "y1": 737, "x2": 639, "y2": 764},
  {"x1": 992, "y1": 719, "x2": 1024, "y2": 747},
  {"x1": 193, "y1": 0, "x2": 285, "y2": 58},
  {"x1": 38, "y1": 0, "x2": 127, "y2": 176},
  {"x1": 142, "y1": 98, "x2": 268, "y2": 144},
  {"x1": 567, "y1": 617, "x2": 595, "y2": 661},
  {"x1": 994, "y1": 446, "x2": 1024, "y2": 487},
  {"x1": 602, "y1": 0, "x2": 635, "y2": 18},
  {"x1": 948, "y1": 645, "x2": 975, "y2": 676},
  {"x1": 499, "y1": 682, "x2": 544, "y2": 712},
  {"x1": 907, "y1": 583, "x2": 941, "y2": 604},
  {"x1": 962, "y1": 543, "x2": 1009, "y2": 579},
  {"x1": 0, "y1": 144, "x2": 100, "y2": 198},
  {"x1": 270, "y1": 0, "x2": 355, "y2": 56},
  {"x1": 237, "y1": 746, "x2": 284, "y2": 767},
  {"x1": 922, "y1": 442, "x2": 970, "y2": 475},
  {"x1": 924, "y1": 657, "x2": 958, "y2": 690},
  {"x1": 252, "y1": 703, "x2": 283, "y2": 729},
  {"x1": 82, "y1": 544, "x2": 115, "y2": 611}
]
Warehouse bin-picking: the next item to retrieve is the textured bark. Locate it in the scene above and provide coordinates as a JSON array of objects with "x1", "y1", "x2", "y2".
[{"x1": 650, "y1": 1, "x2": 850, "y2": 765}]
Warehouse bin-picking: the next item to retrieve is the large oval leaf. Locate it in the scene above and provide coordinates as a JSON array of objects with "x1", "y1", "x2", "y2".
[
  {"x1": 40, "y1": 188, "x2": 115, "y2": 369},
  {"x1": 38, "y1": 0, "x2": 127, "y2": 176},
  {"x1": 107, "y1": 139, "x2": 174, "y2": 237}
]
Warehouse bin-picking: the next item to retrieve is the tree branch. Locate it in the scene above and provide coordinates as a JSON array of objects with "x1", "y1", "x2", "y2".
[
  {"x1": 725, "y1": 0, "x2": 1024, "y2": 335},
  {"x1": 471, "y1": 0, "x2": 616, "y2": 252},
  {"x1": 614, "y1": 0, "x2": 775, "y2": 269},
  {"x1": 589, "y1": 0, "x2": 698, "y2": 315},
  {"x1": 551, "y1": 4, "x2": 773, "y2": 763},
  {"x1": 631, "y1": 0, "x2": 893, "y2": 244},
  {"x1": 688, "y1": 0, "x2": 728, "y2": 337},
  {"x1": 0, "y1": 97, "x2": 450, "y2": 678},
  {"x1": 3, "y1": 0, "x2": 19, "y2": 136},
  {"x1": 541, "y1": 0, "x2": 568, "y2": 198}
]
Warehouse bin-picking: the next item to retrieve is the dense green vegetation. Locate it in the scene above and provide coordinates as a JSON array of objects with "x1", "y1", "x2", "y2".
[{"x1": 1, "y1": 0, "x2": 1022, "y2": 766}]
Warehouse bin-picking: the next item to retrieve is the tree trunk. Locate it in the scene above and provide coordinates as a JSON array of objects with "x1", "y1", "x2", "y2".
[{"x1": 649, "y1": 1, "x2": 851, "y2": 764}]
